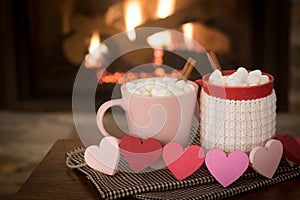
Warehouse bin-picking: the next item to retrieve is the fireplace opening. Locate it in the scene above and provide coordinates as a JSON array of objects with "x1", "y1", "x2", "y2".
[{"x1": 1, "y1": 0, "x2": 290, "y2": 111}]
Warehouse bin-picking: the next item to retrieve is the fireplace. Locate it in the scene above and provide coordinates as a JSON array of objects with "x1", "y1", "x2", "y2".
[{"x1": 0, "y1": 0, "x2": 290, "y2": 111}]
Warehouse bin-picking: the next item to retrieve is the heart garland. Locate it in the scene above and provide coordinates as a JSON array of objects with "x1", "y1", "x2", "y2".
[
  {"x1": 119, "y1": 135, "x2": 162, "y2": 173},
  {"x1": 296, "y1": 136, "x2": 300, "y2": 145},
  {"x1": 274, "y1": 134, "x2": 300, "y2": 166},
  {"x1": 162, "y1": 142, "x2": 205, "y2": 181},
  {"x1": 205, "y1": 149, "x2": 249, "y2": 187},
  {"x1": 84, "y1": 136, "x2": 120, "y2": 175},
  {"x1": 83, "y1": 134, "x2": 300, "y2": 187},
  {"x1": 249, "y1": 139, "x2": 283, "y2": 179}
]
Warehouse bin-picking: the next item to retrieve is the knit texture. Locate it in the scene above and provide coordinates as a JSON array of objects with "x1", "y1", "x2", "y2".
[{"x1": 200, "y1": 89, "x2": 276, "y2": 153}]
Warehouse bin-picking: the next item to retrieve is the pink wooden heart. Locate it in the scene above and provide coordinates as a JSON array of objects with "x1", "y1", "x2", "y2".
[
  {"x1": 84, "y1": 136, "x2": 120, "y2": 175},
  {"x1": 162, "y1": 142, "x2": 205, "y2": 181},
  {"x1": 119, "y1": 135, "x2": 162, "y2": 172},
  {"x1": 249, "y1": 139, "x2": 283, "y2": 179},
  {"x1": 205, "y1": 149, "x2": 249, "y2": 187}
]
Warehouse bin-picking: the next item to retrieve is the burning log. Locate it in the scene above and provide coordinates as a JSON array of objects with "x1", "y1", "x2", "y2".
[{"x1": 62, "y1": 14, "x2": 118, "y2": 65}]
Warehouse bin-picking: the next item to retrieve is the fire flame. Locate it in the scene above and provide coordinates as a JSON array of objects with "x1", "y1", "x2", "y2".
[
  {"x1": 156, "y1": 0, "x2": 176, "y2": 19},
  {"x1": 124, "y1": 0, "x2": 142, "y2": 41},
  {"x1": 182, "y1": 22, "x2": 194, "y2": 48},
  {"x1": 85, "y1": 32, "x2": 109, "y2": 69},
  {"x1": 88, "y1": 32, "x2": 101, "y2": 53}
]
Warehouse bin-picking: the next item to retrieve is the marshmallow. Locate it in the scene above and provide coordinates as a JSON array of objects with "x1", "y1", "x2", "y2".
[
  {"x1": 151, "y1": 87, "x2": 172, "y2": 97},
  {"x1": 126, "y1": 82, "x2": 135, "y2": 89},
  {"x1": 227, "y1": 75, "x2": 242, "y2": 86},
  {"x1": 161, "y1": 77, "x2": 176, "y2": 83},
  {"x1": 143, "y1": 78, "x2": 156, "y2": 91},
  {"x1": 246, "y1": 74, "x2": 260, "y2": 85},
  {"x1": 209, "y1": 68, "x2": 269, "y2": 87},
  {"x1": 237, "y1": 67, "x2": 248, "y2": 76},
  {"x1": 140, "y1": 90, "x2": 151, "y2": 96},
  {"x1": 125, "y1": 82, "x2": 136, "y2": 93},
  {"x1": 175, "y1": 80, "x2": 186, "y2": 89},
  {"x1": 236, "y1": 67, "x2": 248, "y2": 83},
  {"x1": 125, "y1": 77, "x2": 194, "y2": 97},
  {"x1": 136, "y1": 82, "x2": 145, "y2": 90},
  {"x1": 259, "y1": 75, "x2": 269, "y2": 84},
  {"x1": 209, "y1": 70, "x2": 223, "y2": 85},
  {"x1": 209, "y1": 70, "x2": 223, "y2": 86},
  {"x1": 249, "y1": 70, "x2": 262, "y2": 77},
  {"x1": 167, "y1": 84, "x2": 185, "y2": 96},
  {"x1": 249, "y1": 83, "x2": 258, "y2": 86},
  {"x1": 154, "y1": 80, "x2": 167, "y2": 88},
  {"x1": 222, "y1": 76, "x2": 228, "y2": 85},
  {"x1": 133, "y1": 90, "x2": 141, "y2": 95},
  {"x1": 144, "y1": 84, "x2": 154, "y2": 91}
]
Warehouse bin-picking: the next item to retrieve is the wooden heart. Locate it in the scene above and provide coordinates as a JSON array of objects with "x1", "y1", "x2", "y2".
[
  {"x1": 249, "y1": 139, "x2": 283, "y2": 178},
  {"x1": 84, "y1": 136, "x2": 120, "y2": 175},
  {"x1": 119, "y1": 135, "x2": 162, "y2": 172},
  {"x1": 205, "y1": 149, "x2": 249, "y2": 187},
  {"x1": 274, "y1": 134, "x2": 300, "y2": 166},
  {"x1": 162, "y1": 142, "x2": 205, "y2": 181},
  {"x1": 296, "y1": 136, "x2": 300, "y2": 146}
]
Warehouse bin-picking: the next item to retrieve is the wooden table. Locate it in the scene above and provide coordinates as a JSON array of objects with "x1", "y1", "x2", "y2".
[{"x1": 13, "y1": 139, "x2": 300, "y2": 200}]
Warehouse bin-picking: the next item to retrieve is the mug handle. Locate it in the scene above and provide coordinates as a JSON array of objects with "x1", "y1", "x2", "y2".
[{"x1": 96, "y1": 99, "x2": 127, "y2": 137}]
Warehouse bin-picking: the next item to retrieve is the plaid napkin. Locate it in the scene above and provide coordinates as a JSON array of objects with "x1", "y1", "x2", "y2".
[
  {"x1": 135, "y1": 166, "x2": 300, "y2": 200},
  {"x1": 66, "y1": 146, "x2": 300, "y2": 199}
]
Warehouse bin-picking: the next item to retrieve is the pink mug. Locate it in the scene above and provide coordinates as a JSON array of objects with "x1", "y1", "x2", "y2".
[{"x1": 96, "y1": 78, "x2": 198, "y2": 147}]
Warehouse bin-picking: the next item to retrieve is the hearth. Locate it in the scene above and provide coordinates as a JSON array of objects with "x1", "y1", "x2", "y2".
[{"x1": 1, "y1": 0, "x2": 290, "y2": 111}]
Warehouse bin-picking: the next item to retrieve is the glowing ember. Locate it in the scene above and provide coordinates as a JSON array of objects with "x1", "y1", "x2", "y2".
[
  {"x1": 124, "y1": 0, "x2": 142, "y2": 41},
  {"x1": 156, "y1": 0, "x2": 176, "y2": 19},
  {"x1": 153, "y1": 48, "x2": 164, "y2": 65},
  {"x1": 97, "y1": 69, "x2": 181, "y2": 84}
]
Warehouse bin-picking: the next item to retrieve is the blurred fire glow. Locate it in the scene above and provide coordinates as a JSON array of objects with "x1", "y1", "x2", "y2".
[
  {"x1": 87, "y1": 0, "x2": 188, "y2": 85},
  {"x1": 88, "y1": 32, "x2": 101, "y2": 53},
  {"x1": 97, "y1": 68, "x2": 181, "y2": 84},
  {"x1": 182, "y1": 22, "x2": 194, "y2": 49},
  {"x1": 147, "y1": 30, "x2": 172, "y2": 48},
  {"x1": 124, "y1": 0, "x2": 142, "y2": 41},
  {"x1": 85, "y1": 32, "x2": 106, "y2": 69},
  {"x1": 156, "y1": 0, "x2": 176, "y2": 19}
]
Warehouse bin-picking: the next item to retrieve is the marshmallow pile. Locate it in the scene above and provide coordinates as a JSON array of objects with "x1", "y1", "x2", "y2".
[
  {"x1": 124, "y1": 77, "x2": 195, "y2": 97},
  {"x1": 208, "y1": 67, "x2": 270, "y2": 86}
]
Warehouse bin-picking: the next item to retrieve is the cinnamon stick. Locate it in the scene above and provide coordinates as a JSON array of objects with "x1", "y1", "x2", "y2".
[
  {"x1": 207, "y1": 50, "x2": 222, "y2": 72},
  {"x1": 178, "y1": 57, "x2": 196, "y2": 80}
]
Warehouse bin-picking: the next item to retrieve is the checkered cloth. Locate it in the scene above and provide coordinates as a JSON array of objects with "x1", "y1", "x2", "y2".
[{"x1": 66, "y1": 143, "x2": 300, "y2": 199}]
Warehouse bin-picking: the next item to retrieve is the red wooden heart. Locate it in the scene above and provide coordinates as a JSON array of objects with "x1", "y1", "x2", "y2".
[
  {"x1": 274, "y1": 134, "x2": 300, "y2": 166},
  {"x1": 119, "y1": 135, "x2": 162, "y2": 172},
  {"x1": 162, "y1": 142, "x2": 205, "y2": 181},
  {"x1": 296, "y1": 136, "x2": 300, "y2": 146}
]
